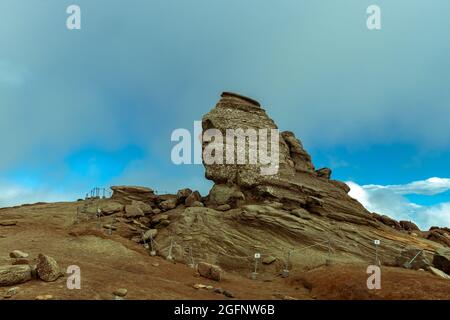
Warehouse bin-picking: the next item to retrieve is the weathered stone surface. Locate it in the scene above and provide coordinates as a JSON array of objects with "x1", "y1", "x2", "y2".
[
  {"x1": 433, "y1": 248, "x2": 450, "y2": 274},
  {"x1": 131, "y1": 200, "x2": 153, "y2": 214},
  {"x1": 160, "y1": 198, "x2": 177, "y2": 211},
  {"x1": 189, "y1": 201, "x2": 204, "y2": 207},
  {"x1": 290, "y1": 208, "x2": 311, "y2": 220},
  {"x1": 9, "y1": 250, "x2": 29, "y2": 259},
  {"x1": 0, "y1": 220, "x2": 17, "y2": 226},
  {"x1": 197, "y1": 262, "x2": 222, "y2": 281},
  {"x1": 429, "y1": 266, "x2": 450, "y2": 280},
  {"x1": 216, "y1": 204, "x2": 231, "y2": 211},
  {"x1": 262, "y1": 256, "x2": 277, "y2": 265},
  {"x1": 36, "y1": 254, "x2": 61, "y2": 282},
  {"x1": 0, "y1": 265, "x2": 32, "y2": 286},
  {"x1": 316, "y1": 167, "x2": 332, "y2": 179},
  {"x1": 374, "y1": 214, "x2": 402, "y2": 230},
  {"x1": 99, "y1": 201, "x2": 124, "y2": 215},
  {"x1": 427, "y1": 229, "x2": 450, "y2": 247},
  {"x1": 207, "y1": 184, "x2": 244, "y2": 207},
  {"x1": 125, "y1": 204, "x2": 144, "y2": 218},
  {"x1": 111, "y1": 186, "x2": 156, "y2": 204},
  {"x1": 142, "y1": 229, "x2": 158, "y2": 241},
  {"x1": 202, "y1": 92, "x2": 372, "y2": 223},
  {"x1": 399, "y1": 220, "x2": 420, "y2": 231},
  {"x1": 176, "y1": 188, "x2": 192, "y2": 204},
  {"x1": 113, "y1": 288, "x2": 128, "y2": 297},
  {"x1": 396, "y1": 247, "x2": 431, "y2": 270},
  {"x1": 185, "y1": 191, "x2": 202, "y2": 207}
]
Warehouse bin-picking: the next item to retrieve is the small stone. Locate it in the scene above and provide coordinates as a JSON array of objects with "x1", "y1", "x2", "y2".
[
  {"x1": 197, "y1": 262, "x2": 222, "y2": 281},
  {"x1": 262, "y1": 256, "x2": 277, "y2": 265},
  {"x1": 206, "y1": 285, "x2": 214, "y2": 290},
  {"x1": 142, "y1": 229, "x2": 158, "y2": 241},
  {"x1": 193, "y1": 283, "x2": 207, "y2": 289},
  {"x1": 223, "y1": 290, "x2": 235, "y2": 298},
  {"x1": 216, "y1": 204, "x2": 231, "y2": 211},
  {"x1": 9, "y1": 250, "x2": 29, "y2": 259},
  {"x1": 152, "y1": 262, "x2": 159, "y2": 267},
  {"x1": 35, "y1": 294, "x2": 54, "y2": 300},
  {"x1": 4, "y1": 287, "x2": 19, "y2": 298},
  {"x1": 113, "y1": 288, "x2": 128, "y2": 297},
  {"x1": 213, "y1": 288, "x2": 223, "y2": 294}
]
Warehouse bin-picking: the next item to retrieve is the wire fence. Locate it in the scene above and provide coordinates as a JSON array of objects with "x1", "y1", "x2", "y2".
[{"x1": 74, "y1": 201, "x2": 423, "y2": 279}]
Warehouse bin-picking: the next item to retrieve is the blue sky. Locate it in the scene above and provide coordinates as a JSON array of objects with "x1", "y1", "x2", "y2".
[{"x1": 1, "y1": 0, "x2": 449, "y2": 229}]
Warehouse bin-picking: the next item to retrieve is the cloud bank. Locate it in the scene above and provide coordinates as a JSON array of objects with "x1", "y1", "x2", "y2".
[{"x1": 348, "y1": 177, "x2": 450, "y2": 230}]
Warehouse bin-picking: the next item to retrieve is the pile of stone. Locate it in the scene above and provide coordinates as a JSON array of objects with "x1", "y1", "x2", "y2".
[{"x1": 1, "y1": 251, "x2": 62, "y2": 298}]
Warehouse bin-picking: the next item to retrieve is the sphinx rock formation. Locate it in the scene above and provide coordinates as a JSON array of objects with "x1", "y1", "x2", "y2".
[
  {"x1": 202, "y1": 92, "x2": 372, "y2": 225},
  {"x1": 83, "y1": 92, "x2": 447, "y2": 275},
  {"x1": 148, "y1": 92, "x2": 447, "y2": 271}
]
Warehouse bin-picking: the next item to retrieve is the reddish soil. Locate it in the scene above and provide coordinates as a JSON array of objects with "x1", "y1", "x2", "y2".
[{"x1": 1, "y1": 202, "x2": 449, "y2": 300}]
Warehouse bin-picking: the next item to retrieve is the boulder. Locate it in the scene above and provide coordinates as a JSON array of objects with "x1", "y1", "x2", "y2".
[
  {"x1": 316, "y1": 167, "x2": 332, "y2": 179},
  {"x1": 111, "y1": 186, "x2": 156, "y2": 204},
  {"x1": 197, "y1": 262, "x2": 222, "y2": 281},
  {"x1": 99, "y1": 201, "x2": 124, "y2": 215},
  {"x1": 159, "y1": 198, "x2": 177, "y2": 211},
  {"x1": 429, "y1": 266, "x2": 450, "y2": 280},
  {"x1": 262, "y1": 256, "x2": 277, "y2": 265},
  {"x1": 0, "y1": 265, "x2": 32, "y2": 286},
  {"x1": 399, "y1": 220, "x2": 420, "y2": 231},
  {"x1": 427, "y1": 230, "x2": 450, "y2": 247},
  {"x1": 190, "y1": 201, "x2": 204, "y2": 207},
  {"x1": 185, "y1": 191, "x2": 202, "y2": 207},
  {"x1": 9, "y1": 250, "x2": 29, "y2": 259},
  {"x1": 375, "y1": 214, "x2": 402, "y2": 230},
  {"x1": 125, "y1": 204, "x2": 144, "y2": 218},
  {"x1": 396, "y1": 247, "x2": 431, "y2": 270},
  {"x1": 176, "y1": 188, "x2": 193, "y2": 204},
  {"x1": 131, "y1": 200, "x2": 153, "y2": 214},
  {"x1": 207, "y1": 184, "x2": 244, "y2": 207},
  {"x1": 432, "y1": 248, "x2": 450, "y2": 274},
  {"x1": 142, "y1": 229, "x2": 158, "y2": 242},
  {"x1": 36, "y1": 254, "x2": 61, "y2": 282}
]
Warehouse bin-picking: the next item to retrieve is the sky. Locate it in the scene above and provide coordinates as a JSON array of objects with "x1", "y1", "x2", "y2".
[{"x1": 0, "y1": 0, "x2": 449, "y2": 229}]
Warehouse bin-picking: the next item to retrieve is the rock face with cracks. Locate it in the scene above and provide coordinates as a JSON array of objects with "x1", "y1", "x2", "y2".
[{"x1": 153, "y1": 93, "x2": 447, "y2": 273}]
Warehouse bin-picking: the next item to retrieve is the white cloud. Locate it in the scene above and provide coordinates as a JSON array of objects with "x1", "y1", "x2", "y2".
[
  {"x1": 348, "y1": 178, "x2": 450, "y2": 230},
  {"x1": 363, "y1": 177, "x2": 450, "y2": 195},
  {"x1": 0, "y1": 180, "x2": 79, "y2": 208}
]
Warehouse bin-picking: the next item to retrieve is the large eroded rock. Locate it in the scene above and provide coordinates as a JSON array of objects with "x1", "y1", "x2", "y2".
[{"x1": 0, "y1": 265, "x2": 32, "y2": 286}]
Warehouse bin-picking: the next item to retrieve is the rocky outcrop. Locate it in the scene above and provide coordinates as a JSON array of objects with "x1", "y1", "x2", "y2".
[
  {"x1": 432, "y1": 248, "x2": 450, "y2": 274},
  {"x1": 201, "y1": 92, "x2": 376, "y2": 225},
  {"x1": 111, "y1": 186, "x2": 157, "y2": 204}
]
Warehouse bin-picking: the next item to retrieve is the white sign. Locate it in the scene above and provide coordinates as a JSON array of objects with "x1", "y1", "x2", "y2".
[
  {"x1": 374, "y1": 240, "x2": 381, "y2": 245},
  {"x1": 254, "y1": 253, "x2": 261, "y2": 259}
]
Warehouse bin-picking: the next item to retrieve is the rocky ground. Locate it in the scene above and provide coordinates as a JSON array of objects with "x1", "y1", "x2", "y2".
[
  {"x1": 0, "y1": 201, "x2": 449, "y2": 300},
  {"x1": 1, "y1": 92, "x2": 449, "y2": 300}
]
